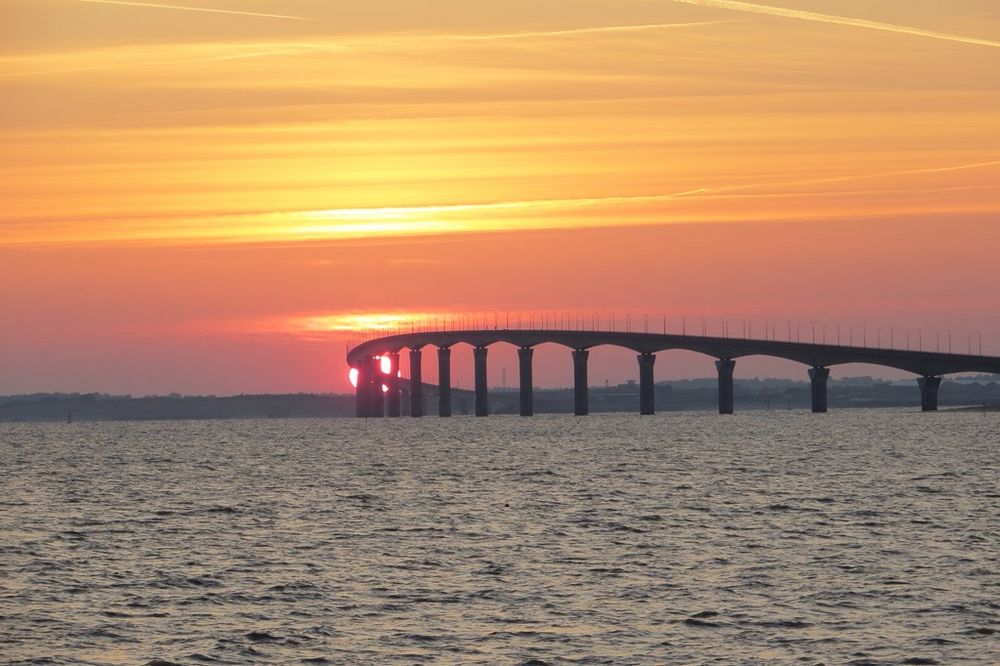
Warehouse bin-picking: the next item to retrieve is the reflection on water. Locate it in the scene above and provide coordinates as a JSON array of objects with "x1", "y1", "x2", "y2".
[{"x1": 1, "y1": 411, "x2": 998, "y2": 664}]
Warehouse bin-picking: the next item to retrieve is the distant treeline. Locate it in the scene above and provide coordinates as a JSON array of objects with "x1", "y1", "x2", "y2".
[
  {"x1": 2, "y1": 375, "x2": 999, "y2": 422},
  {"x1": 0, "y1": 393, "x2": 355, "y2": 422}
]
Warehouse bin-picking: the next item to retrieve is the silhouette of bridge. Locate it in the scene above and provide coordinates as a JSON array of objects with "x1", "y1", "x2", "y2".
[{"x1": 347, "y1": 328, "x2": 1000, "y2": 417}]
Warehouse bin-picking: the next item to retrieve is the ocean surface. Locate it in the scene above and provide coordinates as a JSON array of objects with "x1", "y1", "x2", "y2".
[{"x1": 1, "y1": 411, "x2": 998, "y2": 665}]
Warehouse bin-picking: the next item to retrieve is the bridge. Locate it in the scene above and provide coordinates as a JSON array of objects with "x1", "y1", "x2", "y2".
[{"x1": 347, "y1": 328, "x2": 1000, "y2": 417}]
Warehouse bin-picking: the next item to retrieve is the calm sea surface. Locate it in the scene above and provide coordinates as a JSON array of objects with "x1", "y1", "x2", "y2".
[{"x1": 1, "y1": 411, "x2": 998, "y2": 665}]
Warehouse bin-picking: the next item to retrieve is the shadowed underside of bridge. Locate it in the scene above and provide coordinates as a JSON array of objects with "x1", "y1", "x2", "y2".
[{"x1": 348, "y1": 330, "x2": 1000, "y2": 417}]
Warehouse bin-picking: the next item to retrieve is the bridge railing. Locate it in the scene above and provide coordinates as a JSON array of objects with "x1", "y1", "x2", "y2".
[{"x1": 345, "y1": 313, "x2": 986, "y2": 357}]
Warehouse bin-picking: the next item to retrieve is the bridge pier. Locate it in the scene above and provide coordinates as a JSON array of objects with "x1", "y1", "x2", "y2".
[
  {"x1": 371, "y1": 359, "x2": 385, "y2": 417},
  {"x1": 716, "y1": 358, "x2": 736, "y2": 414},
  {"x1": 474, "y1": 345, "x2": 489, "y2": 416},
  {"x1": 573, "y1": 349, "x2": 589, "y2": 416},
  {"x1": 638, "y1": 352, "x2": 656, "y2": 415},
  {"x1": 918, "y1": 376, "x2": 942, "y2": 412},
  {"x1": 409, "y1": 349, "x2": 423, "y2": 417},
  {"x1": 354, "y1": 362, "x2": 366, "y2": 417},
  {"x1": 386, "y1": 352, "x2": 401, "y2": 417},
  {"x1": 437, "y1": 347, "x2": 452, "y2": 417},
  {"x1": 518, "y1": 346, "x2": 534, "y2": 416},
  {"x1": 808, "y1": 366, "x2": 830, "y2": 413},
  {"x1": 355, "y1": 356, "x2": 378, "y2": 417}
]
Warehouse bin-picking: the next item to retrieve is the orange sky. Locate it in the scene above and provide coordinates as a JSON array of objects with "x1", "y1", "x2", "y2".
[{"x1": 2, "y1": 0, "x2": 999, "y2": 394}]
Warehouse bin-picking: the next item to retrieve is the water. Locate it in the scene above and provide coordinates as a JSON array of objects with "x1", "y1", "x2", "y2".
[{"x1": 1, "y1": 411, "x2": 998, "y2": 665}]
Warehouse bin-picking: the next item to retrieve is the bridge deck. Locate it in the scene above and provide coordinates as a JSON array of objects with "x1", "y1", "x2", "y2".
[{"x1": 348, "y1": 329, "x2": 1000, "y2": 377}]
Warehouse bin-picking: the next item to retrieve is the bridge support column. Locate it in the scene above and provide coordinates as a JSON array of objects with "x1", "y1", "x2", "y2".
[
  {"x1": 808, "y1": 366, "x2": 830, "y2": 413},
  {"x1": 638, "y1": 352, "x2": 656, "y2": 415},
  {"x1": 437, "y1": 347, "x2": 452, "y2": 417},
  {"x1": 355, "y1": 356, "x2": 379, "y2": 417},
  {"x1": 409, "y1": 349, "x2": 423, "y2": 418},
  {"x1": 716, "y1": 358, "x2": 736, "y2": 414},
  {"x1": 371, "y1": 357, "x2": 385, "y2": 417},
  {"x1": 518, "y1": 346, "x2": 533, "y2": 416},
  {"x1": 386, "y1": 352, "x2": 401, "y2": 417},
  {"x1": 918, "y1": 376, "x2": 942, "y2": 412},
  {"x1": 354, "y1": 363, "x2": 366, "y2": 417},
  {"x1": 573, "y1": 349, "x2": 589, "y2": 416},
  {"x1": 474, "y1": 346, "x2": 489, "y2": 417}
]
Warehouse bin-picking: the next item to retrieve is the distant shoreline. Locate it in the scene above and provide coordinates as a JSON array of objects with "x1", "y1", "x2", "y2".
[
  {"x1": 2, "y1": 376, "x2": 998, "y2": 422},
  {"x1": 942, "y1": 403, "x2": 1000, "y2": 412}
]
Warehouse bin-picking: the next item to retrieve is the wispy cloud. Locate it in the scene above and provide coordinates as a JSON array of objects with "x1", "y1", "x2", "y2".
[
  {"x1": 665, "y1": 0, "x2": 1000, "y2": 48},
  {"x1": 4, "y1": 160, "x2": 997, "y2": 247},
  {"x1": 448, "y1": 20, "x2": 738, "y2": 41},
  {"x1": 0, "y1": 42, "x2": 334, "y2": 79},
  {"x1": 0, "y1": 19, "x2": 733, "y2": 79},
  {"x1": 71, "y1": 0, "x2": 311, "y2": 20}
]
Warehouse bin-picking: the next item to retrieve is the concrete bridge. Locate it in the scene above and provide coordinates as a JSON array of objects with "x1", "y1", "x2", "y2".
[{"x1": 347, "y1": 329, "x2": 1000, "y2": 417}]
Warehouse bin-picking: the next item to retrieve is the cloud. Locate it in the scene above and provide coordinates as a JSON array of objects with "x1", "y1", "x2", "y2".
[
  {"x1": 71, "y1": 0, "x2": 311, "y2": 20},
  {"x1": 0, "y1": 19, "x2": 733, "y2": 79},
  {"x1": 665, "y1": 0, "x2": 1000, "y2": 48},
  {"x1": 447, "y1": 20, "x2": 738, "y2": 41},
  {"x1": 5, "y1": 159, "x2": 997, "y2": 248}
]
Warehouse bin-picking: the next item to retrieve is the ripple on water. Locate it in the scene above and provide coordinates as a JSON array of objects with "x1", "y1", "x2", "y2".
[{"x1": 1, "y1": 412, "x2": 999, "y2": 664}]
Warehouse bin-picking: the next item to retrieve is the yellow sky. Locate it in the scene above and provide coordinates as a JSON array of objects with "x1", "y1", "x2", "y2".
[{"x1": 3, "y1": 0, "x2": 999, "y2": 246}]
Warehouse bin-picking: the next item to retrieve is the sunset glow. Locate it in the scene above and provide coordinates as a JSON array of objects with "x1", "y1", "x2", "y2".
[
  {"x1": 2, "y1": 0, "x2": 999, "y2": 394},
  {"x1": 289, "y1": 313, "x2": 444, "y2": 336}
]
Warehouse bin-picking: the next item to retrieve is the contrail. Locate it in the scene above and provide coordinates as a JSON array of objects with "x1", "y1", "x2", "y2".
[
  {"x1": 0, "y1": 20, "x2": 732, "y2": 78},
  {"x1": 0, "y1": 43, "x2": 333, "y2": 79},
  {"x1": 5, "y1": 159, "x2": 997, "y2": 246},
  {"x1": 665, "y1": 0, "x2": 1000, "y2": 48},
  {"x1": 286, "y1": 158, "x2": 1000, "y2": 225},
  {"x1": 72, "y1": 0, "x2": 311, "y2": 20},
  {"x1": 450, "y1": 20, "x2": 737, "y2": 41}
]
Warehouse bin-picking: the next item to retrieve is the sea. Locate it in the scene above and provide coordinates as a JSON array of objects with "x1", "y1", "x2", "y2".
[{"x1": 1, "y1": 411, "x2": 998, "y2": 665}]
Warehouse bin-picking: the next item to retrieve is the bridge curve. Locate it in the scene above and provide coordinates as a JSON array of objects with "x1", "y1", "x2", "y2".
[{"x1": 347, "y1": 329, "x2": 1000, "y2": 417}]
